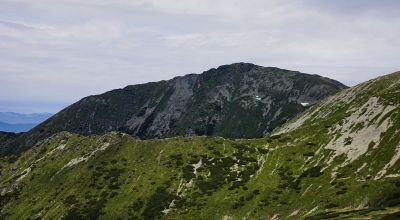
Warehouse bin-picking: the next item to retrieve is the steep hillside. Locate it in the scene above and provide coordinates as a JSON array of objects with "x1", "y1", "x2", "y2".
[
  {"x1": 0, "y1": 63, "x2": 345, "y2": 155},
  {"x1": 0, "y1": 72, "x2": 399, "y2": 219},
  {"x1": 275, "y1": 71, "x2": 400, "y2": 175},
  {"x1": 0, "y1": 132, "x2": 21, "y2": 144}
]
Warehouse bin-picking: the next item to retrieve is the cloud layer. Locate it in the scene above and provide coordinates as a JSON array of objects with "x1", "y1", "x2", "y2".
[{"x1": 1, "y1": 0, "x2": 399, "y2": 112}]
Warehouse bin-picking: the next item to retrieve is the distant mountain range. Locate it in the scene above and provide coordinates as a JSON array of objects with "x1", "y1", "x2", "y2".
[
  {"x1": 0, "y1": 112, "x2": 52, "y2": 133},
  {"x1": 0, "y1": 122, "x2": 36, "y2": 133}
]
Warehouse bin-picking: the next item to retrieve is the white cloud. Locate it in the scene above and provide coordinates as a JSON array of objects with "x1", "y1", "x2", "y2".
[{"x1": 0, "y1": 0, "x2": 399, "y2": 113}]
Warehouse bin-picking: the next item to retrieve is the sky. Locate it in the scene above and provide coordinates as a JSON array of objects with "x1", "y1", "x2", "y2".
[{"x1": 0, "y1": 0, "x2": 399, "y2": 113}]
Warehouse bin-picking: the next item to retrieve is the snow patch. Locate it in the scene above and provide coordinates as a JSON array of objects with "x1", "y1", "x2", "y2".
[{"x1": 300, "y1": 102, "x2": 309, "y2": 107}]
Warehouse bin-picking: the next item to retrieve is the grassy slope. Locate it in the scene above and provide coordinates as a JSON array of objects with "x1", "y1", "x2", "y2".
[
  {"x1": 0, "y1": 132, "x2": 399, "y2": 220},
  {"x1": 0, "y1": 72, "x2": 400, "y2": 220}
]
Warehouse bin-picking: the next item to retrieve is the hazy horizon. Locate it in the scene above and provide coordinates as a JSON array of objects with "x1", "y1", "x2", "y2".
[{"x1": 1, "y1": 0, "x2": 399, "y2": 113}]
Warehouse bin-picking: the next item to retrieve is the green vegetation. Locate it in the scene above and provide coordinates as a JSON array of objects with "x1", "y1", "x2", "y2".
[{"x1": 0, "y1": 71, "x2": 399, "y2": 219}]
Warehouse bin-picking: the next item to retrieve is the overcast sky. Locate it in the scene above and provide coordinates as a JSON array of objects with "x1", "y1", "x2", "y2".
[{"x1": 0, "y1": 0, "x2": 399, "y2": 113}]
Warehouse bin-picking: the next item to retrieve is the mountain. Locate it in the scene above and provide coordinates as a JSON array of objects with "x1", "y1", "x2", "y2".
[
  {"x1": 0, "y1": 71, "x2": 399, "y2": 219},
  {"x1": 0, "y1": 122, "x2": 36, "y2": 133},
  {"x1": 0, "y1": 112, "x2": 52, "y2": 133},
  {"x1": 0, "y1": 63, "x2": 346, "y2": 155},
  {"x1": 0, "y1": 131, "x2": 20, "y2": 144},
  {"x1": 0, "y1": 112, "x2": 52, "y2": 124}
]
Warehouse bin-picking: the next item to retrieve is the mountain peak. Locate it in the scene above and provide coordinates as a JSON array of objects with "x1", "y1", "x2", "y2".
[
  {"x1": 0, "y1": 63, "x2": 345, "y2": 155},
  {"x1": 216, "y1": 62, "x2": 259, "y2": 69}
]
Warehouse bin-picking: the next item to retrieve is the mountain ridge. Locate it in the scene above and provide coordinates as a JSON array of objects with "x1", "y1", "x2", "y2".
[
  {"x1": 0, "y1": 70, "x2": 399, "y2": 219},
  {"x1": 0, "y1": 63, "x2": 346, "y2": 155}
]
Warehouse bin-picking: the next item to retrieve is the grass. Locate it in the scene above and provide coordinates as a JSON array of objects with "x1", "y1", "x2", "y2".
[{"x1": 0, "y1": 72, "x2": 399, "y2": 219}]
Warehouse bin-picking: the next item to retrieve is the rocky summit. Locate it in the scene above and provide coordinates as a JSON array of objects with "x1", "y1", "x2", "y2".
[
  {"x1": 0, "y1": 63, "x2": 345, "y2": 155},
  {"x1": 0, "y1": 71, "x2": 399, "y2": 219}
]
